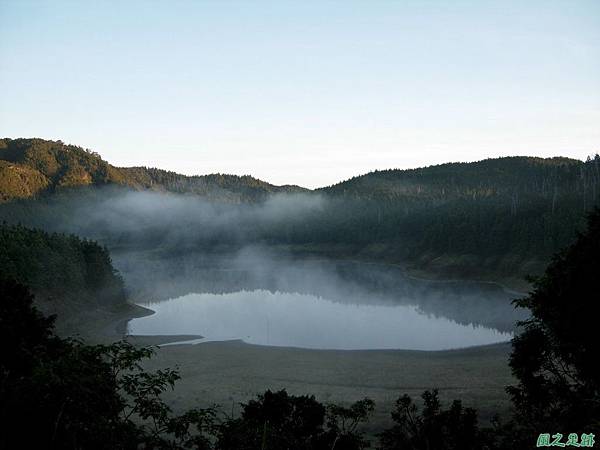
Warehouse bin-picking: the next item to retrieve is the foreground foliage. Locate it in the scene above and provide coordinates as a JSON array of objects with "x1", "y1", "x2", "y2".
[
  {"x1": 0, "y1": 279, "x2": 213, "y2": 449},
  {"x1": 508, "y1": 208, "x2": 600, "y2": 434},
  {"x1": 378, "y1": 389, "x2": 489, "y2": 450}
]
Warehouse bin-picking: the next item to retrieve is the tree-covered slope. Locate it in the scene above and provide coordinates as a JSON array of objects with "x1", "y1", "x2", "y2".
[
  {"x1": 0, "y1": 138, "x2": 306, "y2": 203},
  {"x1": 0, "y1": 222, "x2": 128, "y2": 333},
  {"x1": 306, "y1": 156, "x2": 600, "y2": 281},
  {"x1": 2, "y1": 137, "x2": 599, "y2": 284},
  {"x1": 0, "y1": 222, "x2": 126, "y2": 305},
  {"x1": 322, "y1": 156, "x2": 598, "y2": 205}
]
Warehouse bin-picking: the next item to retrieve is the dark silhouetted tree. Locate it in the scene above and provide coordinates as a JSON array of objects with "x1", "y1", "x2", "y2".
[
  {"x1": 378, "y1": 389, "x2": 490, "y2": 450},
  {"x1": 0, "y1": 278, "x2": 217, "y2": 449},
  {"x1": 508, "y1": 208, "x2": 600, "y2": 436}
]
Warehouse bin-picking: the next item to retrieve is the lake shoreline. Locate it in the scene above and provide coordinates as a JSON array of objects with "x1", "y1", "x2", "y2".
[
  {"x1": 128, "y1": 289, "x2": 514, "y2": 351},
  {"x1": 95, "y1": 252, "x2": 528, "y2": 348},
  {"x1": 73, "y1": 253, "x2": 521, "y2": 432},
  {"x1": 72, "y1": 272, "x2": 517, "y2": 432}
]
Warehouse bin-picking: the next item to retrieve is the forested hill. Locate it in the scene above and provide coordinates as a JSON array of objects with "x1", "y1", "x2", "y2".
[
  {"x1": 2, "y1": 137, "x2": 599, "y2": 286},
  {"x1": 311, "y1": 156, "x2": 600, "y2": 283},
  {"x1": 322, "y1": 156, "x2": 599, "y2": 205},
  {"x1": 0, "y1": 222, "x2": 128, "y2": 334},
  {"x1": 3, "y1": 137, "x2": 598, "y2": 207},
  {"x1": 0, "y1": 138, "x2": 306, "y2": 203}
]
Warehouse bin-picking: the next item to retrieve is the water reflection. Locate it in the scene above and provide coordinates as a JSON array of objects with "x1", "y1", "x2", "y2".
[
  {"x1": 128, "y1": 290, "x2": 512, "y2": 350},
  {"x1": 116, "y1": 251, "x2": 527, "y2": 333}
]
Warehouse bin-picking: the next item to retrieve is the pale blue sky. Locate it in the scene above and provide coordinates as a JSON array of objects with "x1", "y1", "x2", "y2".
[{"x1": 1, "y1": 0, "x2": 599, "y2": 188}]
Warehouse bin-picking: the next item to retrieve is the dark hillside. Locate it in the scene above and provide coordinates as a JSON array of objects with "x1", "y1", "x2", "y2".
[
  {"x1": 322, "y1": 156, "x2": 597, "y2": 204},
  {"x1": 0, "y1": 222, "x2": 128, "y2": 334},
  {"x1": 309, "y1": 156, "x2": 600, "y2": 282}
]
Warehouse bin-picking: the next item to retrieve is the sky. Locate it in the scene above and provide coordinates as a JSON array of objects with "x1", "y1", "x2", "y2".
[{"x1": 1, "y1": 1, "x2": 599, "y2": 188}]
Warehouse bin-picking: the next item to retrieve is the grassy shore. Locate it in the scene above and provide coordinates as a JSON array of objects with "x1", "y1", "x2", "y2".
[
  {"x1": 76, "y1": 301, "x2": 515, "y2": 433},
  {"x1": 132, "y1": 339, "x2": 514, "y2": 433}
]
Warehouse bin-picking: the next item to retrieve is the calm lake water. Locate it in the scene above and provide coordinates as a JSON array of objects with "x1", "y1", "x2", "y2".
[
  {"x1": 127, "y1": 289, "x2": 513, "y2": 350},
  {"x1": 120, "y1": 251, "x2": 524, "y2": 350}
]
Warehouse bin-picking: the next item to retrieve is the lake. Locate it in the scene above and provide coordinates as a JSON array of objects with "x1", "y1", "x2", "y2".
[
  {"x1": 121, "y1": 251, "x2": 525, "y2": 350},
  {"x1": 128, "y1": 289, "x2": 513, "y2": 350}
]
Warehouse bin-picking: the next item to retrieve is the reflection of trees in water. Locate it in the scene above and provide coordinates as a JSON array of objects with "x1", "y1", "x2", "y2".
[{"x1": 116, "y1": 252, "x2": 526, "y2": 333}]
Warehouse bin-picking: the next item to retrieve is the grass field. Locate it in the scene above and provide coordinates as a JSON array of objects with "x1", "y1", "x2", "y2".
[{"x1": 128, "y1": 337, "x2": 515, "y2": 434}]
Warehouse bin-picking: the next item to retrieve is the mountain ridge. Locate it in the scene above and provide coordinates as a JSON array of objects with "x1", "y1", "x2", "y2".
[
  {"x1": 0, "y1": 138, "x2": 307, "y2": 203},
  {"x1": 322, "y1": 156, "x2": 590, "y2": 200},
  {"x1": 2, "y1": 137, "x2": 599, "y2": 287},
  {"x1": 2, "y1": 137, "x2": 596, "y2": 204}
]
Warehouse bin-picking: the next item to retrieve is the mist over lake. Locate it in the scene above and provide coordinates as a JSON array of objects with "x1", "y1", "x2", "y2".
[{"x1": 123, "y1": 250, "x2": 523, "y2": 350}]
